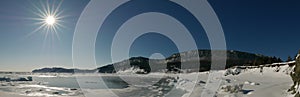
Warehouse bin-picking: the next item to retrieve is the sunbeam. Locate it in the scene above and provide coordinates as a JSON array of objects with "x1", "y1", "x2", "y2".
[{"x1": 27, "y1": 0, "x2": 64, "y2": 42}]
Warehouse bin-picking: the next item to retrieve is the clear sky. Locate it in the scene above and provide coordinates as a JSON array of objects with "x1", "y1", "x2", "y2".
[{"x1": 0, "y1": 0, "x2": 299, "y2": 72}]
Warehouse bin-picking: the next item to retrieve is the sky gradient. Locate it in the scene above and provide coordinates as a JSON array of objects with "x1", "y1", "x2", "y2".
[{"x1": 0, "y1": 0, "x2": 299, "y2": 72}]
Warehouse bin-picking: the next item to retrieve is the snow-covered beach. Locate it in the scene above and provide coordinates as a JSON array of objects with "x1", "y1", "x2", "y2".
[{"x1": 0, "y1": 63, "x2": 296, "y2": 97}]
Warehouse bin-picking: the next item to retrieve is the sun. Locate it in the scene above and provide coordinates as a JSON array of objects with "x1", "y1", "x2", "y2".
[
  {"x1": 45, "y1": 16, "x2": 56, "y2": 25},
  {"x1": 27, "y1": 0, "x2": 64, "y2": 41}
]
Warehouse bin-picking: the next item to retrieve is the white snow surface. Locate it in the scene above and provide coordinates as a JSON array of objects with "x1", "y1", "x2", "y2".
[
  {"x1": 0, "y1": 63, "x2": 297, "y2": 97},
  {"x1": 175, "y1": 64, "x2": 294, "y2": 97}
]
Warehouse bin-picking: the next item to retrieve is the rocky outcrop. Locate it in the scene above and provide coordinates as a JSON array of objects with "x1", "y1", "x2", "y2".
[{"x1": 289, "y1": 50, "x2": 300, "y2": 97}]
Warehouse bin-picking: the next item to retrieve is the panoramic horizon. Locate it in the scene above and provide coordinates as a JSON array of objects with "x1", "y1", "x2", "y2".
[
  {"x1": 1, "y1": 0, "x2": 300, "y2": 97},
  {"x1": 0, "y1": 49, "x2": 291, "y2": 72},
  {"x1": 0, "y1": 0, "x2": 299, "y2": 72}
]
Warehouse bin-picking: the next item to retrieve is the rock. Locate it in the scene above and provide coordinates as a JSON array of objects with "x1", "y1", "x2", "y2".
[
  {"x1": 289, "y1": 50, "x2": 300, "y2": 96},
  {"x1": 17, "y1": 77, "x2": 32, "y2": 81},
  {"x1": 158, "y1": 87, "x2": 163, "y2": 91},
  {"x1": 70, "y1": 88, "x2": 77, "y2": 91},
  {"x1": 199, "y1": 80, "x2": 206, "y2": 84},
  {"x1": 250, "y1": 82, "x2": 259, "y2": 85},
  {"x1": 225, "y1": 79, "x2": 231, "y2": 83},
  {"x1": 0, "y1": 77, "x2": 11, "y2": 82},
  {"x1": 224, "y1": 67, "x2": 241, "y2": 76},
  {"x1": 25, "y1": 91, "x2": 31, "y2": 94},
  {"x1": 158, "y1": 91, "x2": 163, "y2": 94},
  {"x1": 220, "y1": 84, "x2": 243, "y2": 93},
  {"x1": 1, "y1": 83, "x2": 7, "y2": 86},
  {"x1": 52, "y1": 92, "x2": 60, "y2": 94},
  {"x1": 1, "y1": 76, "x2": 32, "y2": 82},
  {"x1": 244, "y1": 81, "x2": 259, "y2": 85},
  {"x1": 244, "y1": 81, "x2": 250, "y2": 85},
  {"x1": 9, "y1": 82, "x2": 15, "y2": 86}
]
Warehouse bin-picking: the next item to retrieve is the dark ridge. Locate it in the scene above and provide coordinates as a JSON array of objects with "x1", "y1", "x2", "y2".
[{"x1": 97, "y1": 49, "x2": 283, "y2": 73}]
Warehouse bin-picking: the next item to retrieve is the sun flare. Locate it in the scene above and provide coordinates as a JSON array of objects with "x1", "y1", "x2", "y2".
[
  {"x1": 28, "y1": 0, "x2": 64, "y2": 41},
  {"x1": 45, "y1": 16, "x2": 56, "y2": 25}
]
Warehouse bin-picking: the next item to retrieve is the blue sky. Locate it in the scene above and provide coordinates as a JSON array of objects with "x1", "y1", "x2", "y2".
[
  {"x1": 0, "y1": 0, "x2": 89, "y2": 71},
  {"x1": 0, "y1": 0, "x2": 299, "y2": 71}
]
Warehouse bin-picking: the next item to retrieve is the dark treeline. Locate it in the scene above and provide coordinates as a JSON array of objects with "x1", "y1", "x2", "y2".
[{"x1": 98, "y1": 50, "x2": 283, "y2": 73}]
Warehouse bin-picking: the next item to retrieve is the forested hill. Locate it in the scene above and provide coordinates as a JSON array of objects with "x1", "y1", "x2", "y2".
[{"x1": 97, "y1": 50, "x2": 283, "y2": 73}]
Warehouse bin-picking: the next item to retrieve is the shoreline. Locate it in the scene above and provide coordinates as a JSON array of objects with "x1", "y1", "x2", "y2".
[
  {"x1": 0, "y1": 91, "x2": 29, "y2": 97},
  {"x1": 0, "y1": 90, "x2": 85, "y2": 97}
]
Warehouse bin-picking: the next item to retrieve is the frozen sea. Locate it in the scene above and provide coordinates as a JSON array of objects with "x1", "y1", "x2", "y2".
[
  {"x1": 0, "y1": 73, "x2": 186, "y2": 97},
  {"x1": 0, "y1": 64, "x2": 295, "y2": 97}
]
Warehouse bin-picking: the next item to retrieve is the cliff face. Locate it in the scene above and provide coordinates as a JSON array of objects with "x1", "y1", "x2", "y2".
[{"x1": 289, "y1": 51, "x2": 300, "y2": 97}]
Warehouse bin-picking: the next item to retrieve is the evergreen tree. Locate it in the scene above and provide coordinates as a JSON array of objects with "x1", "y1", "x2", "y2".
[
  {"x1": 277, "y1": 57, "x2": 283, "y2": 62},
  {"x1": 287, "y1": 56, "x2": 293, "y2": 62},
  {"x1": 253, "y1": 59, "x2": 257, "y2": 65}
]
